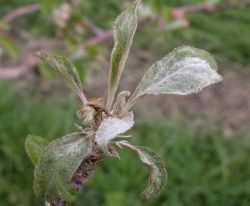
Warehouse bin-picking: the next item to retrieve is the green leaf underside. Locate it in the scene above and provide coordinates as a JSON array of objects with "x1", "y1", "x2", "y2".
[
  {"x1": 39, "y1": 53, "x2": 85, "y2": 103},
  {"x1": 25, "y1": 135, "x2": 49, "y2": 166},
  {"x1": 118, "y1": 141, "x2": 167, "y2": 199},
  {"x1": 127, "y1": 46, "x2": 222, "y2": 109},
  {"x1": 107, "y1": 0, "x2": 140, "y2": 109},
  {"x1": 33, "y1": 133, "x2": 93, "y2": 203}
]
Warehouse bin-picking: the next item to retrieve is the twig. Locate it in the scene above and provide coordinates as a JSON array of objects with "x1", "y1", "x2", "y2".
[
  {"x1": 83, "y1": 1, "x2": 250, "y2": 48},
  {"x1": 84, "y1": 31, "x2": 113, "y2": 48},
  {"x1": 171, "y1": 2, "x2": 217, "y2": 19},
  {"x1": 80, "y1": 19, "x2": 105, "y2": 36},
  {"x1": 1, "y1": 1, "x2": 250, "y2": 80},
  {"x1": 171, "y1": 1, "x2": 250, "y2": 19},
  {"x1": 81, "y1": 2, "x2": 218, "y2": 48},
  {"x1": 2, "y1": 4, "x2": 41, "y2": 24},
  {"x1": 0, "y1": 54, "x2": 37, "y2": 80},
  {"x1": 0, "y1": 40, "x2": 64, "y2": 80}
]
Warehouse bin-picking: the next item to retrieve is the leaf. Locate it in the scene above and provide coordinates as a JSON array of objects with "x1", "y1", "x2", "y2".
[
  {"x1": 25, "y1": 135, "x2": 49, "y2": 166},
  {"x1": 41, "y1": 0, "x2": 60, "y2": 15},
  {"x1": 127, "y1": 46, "x2": 222, "y2": 109},
  {"x1": 39, "y1": 53, "x2": 87, "y2": 105},
  {"x1": 118, "y1": 141, "x2": 167, "y2": 199},
  {"x1": 95, "y1": 112, "x2": 134, "y2": 153},
  {"x1": 112, "y1": 90, "x2": 131, "y2": 116},
  {"x1": 106, "y1": 0, "x2": 141, "y2": 110},
  {"x1": 33, "y1": 132, "x2": 93, "y2": 203}
]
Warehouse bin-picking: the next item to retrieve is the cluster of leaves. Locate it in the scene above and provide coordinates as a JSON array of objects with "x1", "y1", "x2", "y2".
[
  {"x1": 2, "y1": 80, "x2": 250, "y2": 206},
  {"x1": 25, "y1": 0, "x2": 222, "y2": 205}
]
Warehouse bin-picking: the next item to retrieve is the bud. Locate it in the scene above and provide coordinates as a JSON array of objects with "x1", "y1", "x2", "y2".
[{"x1": 78, "y1": 106, "x2": 96, "y2": 123}]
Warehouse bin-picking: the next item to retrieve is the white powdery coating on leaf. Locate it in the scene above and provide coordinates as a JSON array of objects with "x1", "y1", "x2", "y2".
[
  {"x1": 118, "y1": 140, "x2": 167, "y2": 198},
  {"x1": 95, "y1": 112, "x2": 134, "y2": 146},
  {"x1": 107, "y1": 1, "x2": 140, "y2": 110},
  {"x1": 33, "y1": 133, "x2": 93, "y2": 199},
  {"x1": 146, "y1": 57, "x2": 222, "y2": 95},
  {"x1": 128, "y1": 46, "x2": 223, "y2": 104}
]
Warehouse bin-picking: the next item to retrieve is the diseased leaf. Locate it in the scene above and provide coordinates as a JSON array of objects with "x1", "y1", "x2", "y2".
[
  {"x1": 112, "y1": 90, "x2": 131, "y2": 116},
  {"x1": 95, "y1": 112, "x2": 134, "y2": 153},
  {"x1": 118, "y1": 141, "x2": 167, "y2": 199},
  {"x1": 25, "y1": 135, "x2": 48, "y2": 166},
  {"x1": 106, "y1": 0, "x2": 141, "y2": 110},
  {"x1": 39, "y1": 53, "x2": 87, "y2": 105},
  {"x1": 127, "y1": 46, "x2": 222, "y2": 109},
  {"x1": 33, "y1": 132, "x2": 93, "y2": 203}
]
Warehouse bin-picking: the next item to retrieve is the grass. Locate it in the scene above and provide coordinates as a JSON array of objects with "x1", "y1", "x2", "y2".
[
  {"x1": 1, "y1": 1, "x2": 250, "y2": 205},
  {"x1": 0, "y1": 83, "x2": 250, "y2": 206},
  {"x1": 0, "y1": 83, "x2": 77, "y2": 206}
]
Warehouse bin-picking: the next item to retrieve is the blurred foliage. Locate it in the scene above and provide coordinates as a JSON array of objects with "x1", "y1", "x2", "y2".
[
  {"x1": 0, "y1": 83, "x2": 77, "y2": 205},
  {"x1": 137, "y1": 9, "x2": 250, "y2": 65},
  {"x1": 0, "y1": 82, "x2": 250, "y2": 206},
  {"x1": 0, "y1": 35, "x2": 20, "y2": 60},
  {"x1": 1, "y1": 0, "x2": 250, "y2": 69}
]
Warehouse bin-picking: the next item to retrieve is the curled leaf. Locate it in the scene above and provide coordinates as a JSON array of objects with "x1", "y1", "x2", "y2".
[
  {"x1": 33, "y1": 132, "x2": 93, "y2": 203},
  {"x1": 106, "y1": 0, "x2": 141, "y2": 110},
  {"x1": 112, "y1": 90, "x2": 131, "y2": 116},
  {"x1": 25, "y1": 135, "x2": 48, "y2": 166},
  {"x1": 39, "y1": 53, "x2": 88, "y2": 105},
  {"x1": 127, "y1": 46, "x2": 222, "y2": 109},
  {"x1": 118, "y1": 141, "x2": 167, "y2": 198},
  {"x1": 95, "y1": 112, "x2": 134, "y2": 153}
]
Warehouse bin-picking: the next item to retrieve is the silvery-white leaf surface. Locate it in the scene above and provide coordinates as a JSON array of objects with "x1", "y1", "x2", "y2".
[
  {"x1": 106, "y1": 0, "x2": 140, "y2": 110},
  {"x1": 39, "y1": 53, "x2": 87, "y2": 105},
  {"x1": 112, "y1": 90, "x2": 131, "y2": 116},
  {"x1": 33, "y1": 132, "x2": 93, "y2": 203},
  {"x1": 127, "y1": 46, "x2": 222, "y2": 108},
  {"x1": 95, "y1": 112, "x2": 134, "y2": 149},
  {"x1": 118, "y1": 141, "x2": 167, "y2": 199}
]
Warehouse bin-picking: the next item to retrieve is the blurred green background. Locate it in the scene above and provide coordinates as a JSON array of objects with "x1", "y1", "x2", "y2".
[{"x1": 0, "y1": 0, "x2": 250, "y2": 205}]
